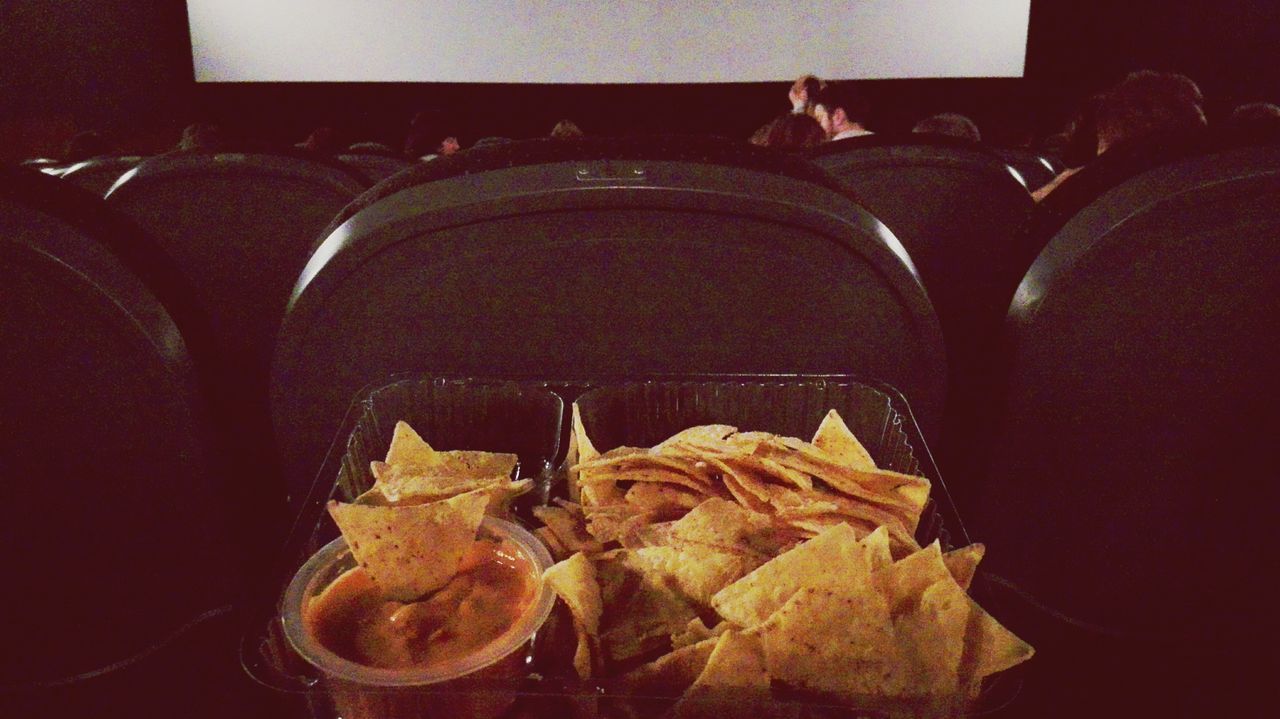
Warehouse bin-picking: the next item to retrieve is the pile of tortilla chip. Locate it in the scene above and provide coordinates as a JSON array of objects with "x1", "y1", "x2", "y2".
[
  {"x1": 325, "y1": 421, "x2": 531, "y2": 601},
  {"x1": 563, "y1": 407, "x2": 931, "y2": 556},
  {"x1": 537, "y1": 410, "x2": 1033, "y2": 718}
]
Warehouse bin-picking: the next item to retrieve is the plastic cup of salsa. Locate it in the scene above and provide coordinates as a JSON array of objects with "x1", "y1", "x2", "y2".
[{"x1": 281, "y1": 517, "x2": 555, "y2": 719}]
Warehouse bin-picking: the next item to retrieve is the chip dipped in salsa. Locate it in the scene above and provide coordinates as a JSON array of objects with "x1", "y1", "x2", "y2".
[{"x1": 304, "y1": 528, "x2": 541, "y2": 671}]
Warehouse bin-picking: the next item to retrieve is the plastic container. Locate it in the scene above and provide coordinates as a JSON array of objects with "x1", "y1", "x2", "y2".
[
  {"x1": 243, "y1": 374, "x2": 998, "y2": 718},
  {"x1": 280, "y1": 518, "x2": 555, "y2": 719}
]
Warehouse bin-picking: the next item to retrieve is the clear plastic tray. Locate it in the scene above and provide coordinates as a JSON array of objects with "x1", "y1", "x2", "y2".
[{"x1": 241, "y1": 374, "x2": 1011, "y2": 718}]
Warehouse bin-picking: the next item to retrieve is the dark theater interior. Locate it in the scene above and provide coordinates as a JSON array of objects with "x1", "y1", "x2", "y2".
[{"x1": 2, "y1": 1, "x2": 1278, "y2": 717}]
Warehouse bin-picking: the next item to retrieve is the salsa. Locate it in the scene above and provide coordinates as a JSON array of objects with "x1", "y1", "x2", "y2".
[{"x1": 304, "y1": 530, "x2": 540, "y2": 670}]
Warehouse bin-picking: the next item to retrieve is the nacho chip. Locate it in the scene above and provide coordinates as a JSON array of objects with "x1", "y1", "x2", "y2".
[
  {"x1": 756, "y1": 581, "x2": 912, "y2": 701},
  {"x1": 620, "y1": 635, "x2": 719, "y2": 698},
  {"x1": 544, "y1": 552, "x2": 604, "y2": 678},
  {"x1": 534, "y1": 504, "x2": 605, "y2": 555},
  {"x1": 942, "y1": 543, "x2": 985, "y2": 592},
  {"x1": 632, "y1": 544, "x2": 765, "y2": 608},
  {"x1": 572, "y1": 402, "x2": 600, "y2": 464},
  {"x1": 375, "y1": 466, "x2": 505, "y2": 502},
  {"x1": 959, "y1": 593, "x2": 1036, "y2": 688},
  {"x1": 893, "y1": 579, "x2": 970, "y2": 696},
  {"x1": 352, "y1": 486, "x2": 389, "y2": 506},
  {"x1": 812, "y1": 409, "x2": 877, "y2": 470},
  {"x1": 595, "y1": 550, "x2": 700, "y2": 664},
  {"x1": 624, "y1": 482, "x2": 705, "y2": 515},
  {"x1": 383, "y1": 420, "x2": 518, "y2": 478},
  {"x1": 712, "y1": 524, "x2": 884, "y2": 628},
  {"x1": 325, "y1": 489, "x2": 488, "y2": 601},
  {"x1": 535, "y1": 526, "x2": 569, "y2": 559},
  {"x1": 672, "y1": 631, "x2": 772, "y2": 719},
  {"x1": 876, "y1": 541, "x2": 951, "y2": 616},
  {"x1": 384, "y1": 420, "x2": 435, "y2": 468},
  {"x1": 654, "y1": 424, "x2": 737, "y2": 452},
  {"x1": 671, "y1": 617, "x2": 729, "y2": 650},
  {"x1": 663, "y1": 498, "x2": 788, "y2": 559}
]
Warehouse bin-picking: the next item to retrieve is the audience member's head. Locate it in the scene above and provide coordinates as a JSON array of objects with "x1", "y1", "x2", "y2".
[
  {"x1": 788, "y1": 74, "x2": 826, "y2": 114},
  {"x1": 550, "y1": 119, "x2": 585, "y2": 139},
  {"x1": 1049, "y1": 93, "x2": 1104, "y2": 167},
  {"x1": 404, "y1": 110, "x2": 460, "y2": 159},
  {"x1": 811, "y1": 82, "x2": 872, "y2": 140},
  {"x1": 1094, "y1": 70, "x2": 1206, "y2": 154},
  {"x1": 751, "y1": 112, "x2": 827, "y2": 149},
  {"x1": 912, "y1": 112, "x2": 982, "y2": 143},
  {"x1": 299, "y1": 126, "x2": 339, "y2": 154},
  {"x1": 177, "y1": 123, "x2": 229, "y2": 152},
  {"x1": 63, "y1": 131, "x2": 110, "y2": 162},
  {"x1": 1227, "y1": 101, "x2": 1280, "y2": 138}
]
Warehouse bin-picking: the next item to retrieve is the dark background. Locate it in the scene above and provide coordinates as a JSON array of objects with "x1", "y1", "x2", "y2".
[{"x1": 2, "y1": 0, "x2": 1279, "y2": 161}]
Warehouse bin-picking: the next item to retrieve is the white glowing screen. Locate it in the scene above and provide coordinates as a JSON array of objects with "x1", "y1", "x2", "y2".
[{"x1": 188, "y1": 0, "x2": 1030, "y2": 83}]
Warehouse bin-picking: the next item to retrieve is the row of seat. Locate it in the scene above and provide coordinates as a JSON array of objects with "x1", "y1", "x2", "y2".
[
  {"x1": 3, "y1": 135, "x2": 1276, "y2": 714},
  {"x1": 29, "y1": 151, "x2": 415, "y2": 196}
]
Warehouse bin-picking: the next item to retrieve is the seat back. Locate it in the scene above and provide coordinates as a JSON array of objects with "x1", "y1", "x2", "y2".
[
  {"x1": 105, "y1": 152, "x2": 367, "y2": 370},
  {"x1": 337, "y1": 153, "x2": 413, "y2": 182},
  {"x1": 807, "y1": 136, "x2": 1035, "y2": 489},
  {"x1": 993, "y1": 147, "x2": 1059, "y2": 191},
  {"x1": 272, "y1": 137, "x2": 947, "y2": 502},
  {"x1": 59, "y1": 155, "x2": 146, "y2": 196},
  {"x1": 974, "y1": 145, "x2": 1280, "y2": 646},
  {"x1": 0, "y1": 167, "x2": 234, "y2": 686}
]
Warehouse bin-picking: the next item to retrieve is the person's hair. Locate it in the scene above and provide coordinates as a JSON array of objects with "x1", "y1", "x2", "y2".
[
  {"x1": 912, "y1": 112, "x2": 981, "y2": 142},
  {"x1": 753, "y1": 112, "x2": 827, "y2": 150},
  {"x1": 1094, "y1": 70, "x2": 1206, "y2": 152},
  {"x1": 1227, "y1": 101, "x2": 1280, "y2": 137},
  {"x1": 550, "y1": 119, "x2": 584, "y2": 139},
  {"x1": 812, "y1": 82, "x2": 871, "y2": 126},
  {"x1": 177, "y1": 123, "x2": 229, "y2": 152},
  {"x1": 63, "y1": 131, "x2": 109, "y2": 162},
  {"x1": 1052, "y1": 93, "x2": 1105, "y2": 167},
  {"x1": 789, "y1": 74, "x2": 826, "y2": 111}
]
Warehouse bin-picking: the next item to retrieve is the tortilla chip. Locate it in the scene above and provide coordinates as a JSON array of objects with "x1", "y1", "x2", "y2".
[
  {"x1": 573, "y1": 402, "x2": 600, "y2": 464},
  {"x1": 383, "y1": 421, "x2": 518, "y2": 478},
  {"x1": 672, "y1": 631, "x2": 771, "y2": 719},
  {"x1": 620, "y1": 636, "x2": 719, "y2": 697},
  {"x1": 544, "y1": 552, "x2": 604, "y2": 678},
  {"x1": 959, "y1": 594, "x2": 1035, "y2": 687},
  {"x1": 633, "y1": 544, "x2": 765, "y2": 608},
  {"x1": 535, "y1": 526, "x2": 569, "y2": 559},
  {"x1": 711, "y1": 523, "x2": 882, "y2": 628},
  {"x1": 942, "y1": 543, "x2": 985, "y2": 592},
  {"x1": 671, "y1": 617, "x2": 729, "y2": 650},
  {"x1": 654, "y1": 424, "x2": 737, "y2": 452},
  {"x1": 756, "y1": 581, "x2": 912, "y2": 701},
  {"x1": 624, "y1": 482, "x2": 705, "y2": 515},
  {"x1": 893, "y1": 579, "x2": 970, "y2": 696},
  {"x1": 754, "y1": 440, "x2": 925, "y2": 516},
  {"x1": 384, "y1": 420, "x2": 435, "y2": 467},
  {"x1": 375, "y1": 466, "x2": 503, "y2": 502},
  {"x1": 812, "y1": 409, "x2": 877, "y2": 470},
  {"x1": 877, "y1": 541, "x2": 951, "y2": 616},
  {"x1": 663, "y1": 498, "x2": 788, "y2": 559},
  {"x1": 534, "y1": 504, "x2": 605, "y2": 555},
  {"x1": 596, "y1": 550, "x2": 700, "y2": 664},
  {"x1": 352, "y1": 486, "x2": 388, "y2": 506},
  {"x1": 326, "y1": 489, "x2": 488, "y2": 601}
]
